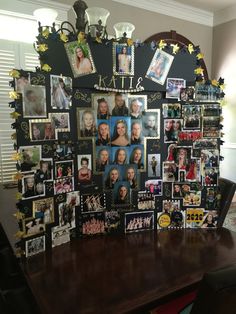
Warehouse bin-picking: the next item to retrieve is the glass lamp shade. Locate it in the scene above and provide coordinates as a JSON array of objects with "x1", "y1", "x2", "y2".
[
  {"x1": 33, "y1": 8, "x2": 58, "y2": 26},
  {"x1": 85, "y1": 7, "x2": 110, "y2": 27},
  {"x1": 113, "y1": 22, "x2": 135, "y2": 39}
]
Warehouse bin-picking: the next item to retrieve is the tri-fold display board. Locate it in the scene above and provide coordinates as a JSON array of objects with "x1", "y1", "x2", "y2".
[{"x1": 10, "y1": 34, "x2": 224, "y2": 257}]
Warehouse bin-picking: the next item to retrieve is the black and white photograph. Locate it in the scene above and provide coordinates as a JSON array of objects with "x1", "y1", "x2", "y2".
[
  {"x1": 51, "y1": 225, "x2": 70, "y2": 248},
  {"x1": 23, "y1": 217, "x2": 45, "y2": 238},
  {"x1": 142, "y1": 110, "x2": 160, "y2": 138},
  {"x1": 25, "y1": 235, "x2": 45, "y2": 258}
]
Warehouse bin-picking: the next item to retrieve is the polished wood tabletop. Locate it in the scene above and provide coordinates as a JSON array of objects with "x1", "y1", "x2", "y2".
[{"x1": 22, "y1": 228, "x2": 236, "y2": 314}]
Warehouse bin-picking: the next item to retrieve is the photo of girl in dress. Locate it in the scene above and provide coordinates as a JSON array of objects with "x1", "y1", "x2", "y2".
[
  {"x1": 92, "y1": 93, "x2": 114, "y2": 119},
  {"x1": 23, "y1": 85, "x2": 47, "y2": 118},
  {"x1": 50, "y1": 75, "x2": 72, "y2": 109},
  {"x1": 96, "y1": 121, "x2": 110, "y2": 146},
  {"x1": 110, "y1": 117, "x2": 131, "y2": 146},
  {"x1": 64, "y1": 41, "x2": 96, "y2": 78},
  {"x1": 77, "y1": 109, "x2": 97, "y2": 138},
  {"x1": 95, "y1": 147, "x2": 110, "y2": 172},
  {"x1": 113, "y1": 43, "x2": 134, "y2": 76},
  {"x1": 77, "y1": 155, "x2": 92, "y2": 185}
]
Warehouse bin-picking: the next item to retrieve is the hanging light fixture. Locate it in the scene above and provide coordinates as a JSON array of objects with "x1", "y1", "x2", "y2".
[
  {"x1": 113, "y1": 22, "x2": 135, "y2": 40},
  {"x1": 85, "y1": 7, "x2": 110, "y2": 39},
  {"x1": 33, "y1": 8, "x2": 58, "y2": 32}
]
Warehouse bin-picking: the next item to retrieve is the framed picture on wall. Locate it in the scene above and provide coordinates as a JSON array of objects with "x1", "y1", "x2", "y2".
[
  {"x1": 146, "y1": 49, "x2": 174, "y2": 85},
  {"x1": 22, "y1": 85, "x2": 47, "y2": 118},
  {"x1": 50, "y1": 75, "x2": 72, "y2": 109},
  {"x1": 64, "y1": 41, "x2": 96, "y2": 78},
  {"x1": 77, "y1": 108, "x2": 97, "y2": 138},
  {"x1": 113, "y1": 43, "x2": 134, "y2": 76}
]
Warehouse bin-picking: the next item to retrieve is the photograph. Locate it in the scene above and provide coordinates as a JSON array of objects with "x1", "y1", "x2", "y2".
[
  {"x1": 125, "y1": 211, "x2": 154, "y2": 233},
  {"x1": 25, "y1": 235, "x2": 45, "y2": 258},
  {"x1": 54, "y1": 143, "x2": 73, "y2": 160},
  {"x1": 64, "y1": 41, "x2": 96, "y2": 77},
  {"x1": 95, "y1": 146, "x2": 111, "y2": 173},
  {"x1": 157, "y1": 212, "x2": 171, "y2": 229},
  {"x1": 166, "y1": 78, "x2": 186, "y2": 100},
  {"x1": 111, "y1": 147, "x2": 129, "y2": 165},
  {"x1": 51, "y1": 225, "x2": 70, "y2": 248},
  {"x1": 54, "y1": 177, "x2": 74, "y2": 194},
  {"x1": 147, "y1": 154, "x2": 161, "y2": 177},
  {"x1": 103, "y1": 165, "x2": 122, "y2": 189},
  {"x1": 137, "y1": 191, "x2": 155, "y2": 210},
  {"x1": 81, "y1": 193, "x2": 105, "y2": 212},
  {"x1": 142, "y1": 110, "x2": 160, "y2": 138},
  {"x1": 202, "y1": 167, "x2": 219, "y2": 186},
  {"x1": 124, "y1": 164, "x2": 139, "y2": 189},
  {"x1": 32, "y1": 197, "x2": 54, "y2": 224},
  {"x1": 77, "y1": 108, "x2": 97, "y2": 138},
  {"x1": 23, "y1": 217, "x2": 45, "y2": 238},
  {"x1": 35, "y1": 159, "x2": 53, "y2": 182},
  {"x1": 129, "y1": 145, "x2": 145, "y2": 171},
  {"x1": 66, "y1": 191, "x2": 80, "y2": 207},
  {"x1": 130, "y1": 120, "x2": 143, "y2": 145},
  {"x1": 113, "y1": 43, "x2": 134, "y2": 76},
  {"x1": 92, "y1": 93, "x2": 113, "y2": 120},
  {"x1": 111, "y1": 93, "x2": 129, "y2": 116},
  {"x1": 203, "y1": 104, "x2": 221, "y2": 117},
  {"x1": 77, "y1": 154, "x2": 92, "y2": 185},
  {"x1": 22, "y1": 174, "x2": 45, "y2": 199},
  {"x1": 29, "y1": 119, "x2": 56, "y2": 141},
  {"x1": 164, "y1": 118, "x2": 182, "y2": 142},
  {"x1": 162, "y1": 103, "x2": 181, "y2": 119},
  {"x1": 185, "y1": 208, "x2": 205, "y2": 228},
  {"x1": 146, "y1": 49, "x2": 174, "y2": 85},
  {"x1": 50, "y1": 75, "x2": 72, "y2": 109},
  {"x1": 81, "y1": 212, "x2": 105, "y2": 235},
  {"x1": 163, "y1": 161, "x2": 177, "y2": 182},
  {"x1": 23, "y1": 85, "x2": 47, "y2": 118},
  {"x1": 113, "y1": 181, "x2": 131, "y2": 206},
  {"x1": 105, "y1": 211, "x2": 120, "y2": 233},
  {"x1": 180, "y1": 86, "x2": 195, "y2": 101},
  {"x1": 128, "y1": 95, "x2": 146, "y2": 119},
  {"x1": 15, "y1": 74, "x2": 30, "y2": 93},
  {"x1": 49, "y1": 113, "x2": 70, "y2": 130},
  {"x1": 110, "y1": 116, "x2": 131, "y2": 146},
  {"x1": 58, "y1": 202, "x2": 75, "y2": 229},
  {"x1": 96, "y1": 120, "x2": 111, "y2": 146},
  {"x1": 55, "y1": 160, "x2": 74, "y2": 179},
  {"x1": 182, "y1": 105, "x2": 201, "y2": 129},
  {"x1": 145, "y1": 179, "x2": 162, "y2": 195},
  {"x1": 183, "y1": 190, "x2": 201, "y2": 207},
  {"x1": 162, "y1": 199, "x2": 180, "y2": 213},
  {"x1": 19, "y1": 145, "x2": 41, "y2": 172}
]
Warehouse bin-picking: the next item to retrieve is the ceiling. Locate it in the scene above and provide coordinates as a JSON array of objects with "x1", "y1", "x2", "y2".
[{"x1": 175, "y1": 0, "x2": 236, "y2": 13}]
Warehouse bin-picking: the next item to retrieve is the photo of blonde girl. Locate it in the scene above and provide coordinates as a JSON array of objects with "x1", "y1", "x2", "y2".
[{"x1": 78, "y1": 109, "x2": 97, "y2": 138}]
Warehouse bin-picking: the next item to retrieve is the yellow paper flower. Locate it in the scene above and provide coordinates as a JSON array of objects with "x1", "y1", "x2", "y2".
[
  {"x1": 60, "y1": 32, "x2": 68, "y2": 43},
  {"x1": 10, "y1": 112, "x2": 21, "y2": 119},
  {"x1": 196, "y1": 52, "x2": 204, "y2": 60},
  {"x1": 14, "y1": 231, "x2": 25, "y2": 239},
  {"x1": 12, "y1": 172, "x2": 23, "y2": 181},
  {"x1": 220, "y1": 99, "x2": 227, "y2": 106},
  {"x1": 42, "y1": 64, "x2": 52, "y2": 72},
  {"x1": 9, "y1": 69, "x2": 20, "y2": 78},
  {"x1": 159, "y1": 40, "x2": 167, "y2": 50},
  {"x1": 211, "y1": 79, "x2": 218, "y2": 87},
  {"x1": 16, "y1": 192, "x2": 22, "y2": 200},
  {"x1": 9, "y1": 91, "x2": 20, "y2": 99},
  {"x1": 11, "y1": 133, "x2": 16, "y2": 140},
  {"x1": 219, "y1": 83, "x2": 225, "y2": 90},
  {"x1": 220, "y1": 116, "x2": 224, "y2": 122},
  {"x1": 13, "y1": 211, "x2": 24, "y2": 220},
  {"x1": 127, "y1": 39, "x2": 133, "y2": 46},
  {"x1": 194, "y1": 67, "x2": 204, "y2": 75},
  {"x1": 42, "y1": 27, "x2": 50, "y2": 39},
  {"x1": 37, "y1": 44, "x2": 48, "y2": 52},
  {"x1": 187, "y1": 44, "x2": 194, "y2": 54},
  {"x1": 95, "y1": 37, "x2": 102, "y2": 43},
  {"x1": 171, "y1": 43, "x2": 180, "y2": 54},
  {"x1": 78, "y1": 31, "x2": 85, "y2": 44},
  {"x1": 12, "y1": 152, "x2": 21, "y2": 161}
]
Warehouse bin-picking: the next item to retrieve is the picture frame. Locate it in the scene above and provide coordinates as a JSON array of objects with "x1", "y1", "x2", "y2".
[
  {"x1": 94, "y1": 146, "x2": 111, "y2": 173},
  {"x1": 23, "y1": 217, "x2": 45, "y2": 238},
  {"x1": 142, "y1": 110, "x2": 160, "y2": 139},
  {"x1": 32, "y1": 197, "x2": 54, "y2": 224},
  {"x1": 55, "y1": 160, "x2": 74, "y2": 179},
  {"x1": 35, "y1": 159, "x2": 53, "y2": 182},
  {"x1": 125, "y1": 211, "x2": 154, "y2": 233},
  {"x1": 77, "y1": 154, "x2": 92, "y2": 185},
  {"x1": 51, "y1": 225, "x2": 70, "y2": 248},
  {"x1": 19, "y1": 145, "x2": 42, "y2": 172},
  {"x1": 77, "y1": 108, "x2": 97, "y2": 139},
  {"x1": 92, "y1": 93, "x2": 114, "y2": 120},
  {"x1": 50, "y1": 75, "x2": 72, "y2": 109},
  {"x1": 81, "y1": 193, "x2": 105, "y2": 213},
  {"x1": 110, "y1": 116, "x2": 131, "y2": 146},
  {"x1": 146, "y1": 49, "x2": 174, "y2": 85},
  {"x1": 147, "y1": 153, "x2": 161, "y2": 178},
  {"x1": 49, "y1": 112, "x2": 70, "y2": 131},
  {"x1": 15, "y1": 73, "x2": 30, "y2": 93},
  {"x1": 29, "y1": 119, "x2": 56, "y2": 141},
  {"x1": 64, "y1": 41, "x2": 96, "y2": 78},
  {"x1": 128, "y1": 95, "x2": 147, "y2": 119},
  {"x1": 22, "y1": 85, "x2": 47, "y2": 118},
  {"x1": 113, "y1": 43, "x2": 134, "y2": 76},
  {"x1": 166, "y1": 78, "x2": 186, "y2": 100},
  {"x1": 25, "y1": 235, "x2": 46, "y2": 257}
]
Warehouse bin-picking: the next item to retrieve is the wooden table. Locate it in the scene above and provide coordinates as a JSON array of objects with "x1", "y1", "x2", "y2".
[{"x1": 22, "y1": 228, "x2": 236, "y2": 314}]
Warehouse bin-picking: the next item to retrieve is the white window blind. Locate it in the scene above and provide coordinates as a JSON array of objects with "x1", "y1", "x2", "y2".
[{"x1": 0, "y1": 39, "x2": 39, "y2": 183}]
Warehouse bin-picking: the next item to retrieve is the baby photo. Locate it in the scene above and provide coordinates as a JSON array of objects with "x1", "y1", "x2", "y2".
[
  {"x1": 35, "y1": 159, "x2": 53, "y2": 182},
  {"x1": 77, "y1": 108, "x2": 97, "y2": 138},
  {"x1": 23, "y1": 85, "x2": 47, "y2": 118},
  {"x1": 29, "y1": 120, "x2": 56, "y2": 141},
  {"x1": 50, "y1": 75, "x2": 72, "y2": 109}
]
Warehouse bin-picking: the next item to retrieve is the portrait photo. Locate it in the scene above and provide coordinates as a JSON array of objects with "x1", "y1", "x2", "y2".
[
  {"x1": 77, "y1": 154, "x2": 92, "y2": 185},
  {"x1": 35, "y1": 159, "x2": 53, "y2": 182},
  {"x1": 113, "y1": 43, "x2": 134, "y2": 76},
  {"x1": 49, "y1": 112, "x2": 70, "y2": 130},
  {"x1": 95, "y1": 146, "x2": 111, "y2": 173},
  {"x1": 129, "y1": 145, "x2": 145, "y2": 171},
  {"x1": 77, "y1": 108, "x2": 97, "y2": 138},
  {"x1": 123, "y1": 164, "x2": 139, "y2": 189},
  {"x1": 110, "y1": 116, "x2": 131, "y2": 147},
  {"x1": 103, "y1": 164, "x2": 122, "y2": 190},
  {"x1": 142, "y1": 110, "x2": 160, "y2": 138},
  {"x1": 146, "y1": 49, "x2": 174, "y2": 85},
  {"x1": 23, "y1": 85, "x2": 46, "y2": 118},
  {"x1": 113, "y1": 181, "x2": 131, "y2": 206},
  {"x1": 29, "y1": 119, "x2": 56, "y2": 141},
  {"x1": 50, "y1": 75, "x2": 72, "y2": 109},
  {"x1": 55, "y1": 160, "x2": 74, "y2": 179},
  {"x1": 96, "y1": 120, "x2": 111, "y2": 146},
  {"x1": 15, "y1": 73, "x2": 29, "y2": 93},
  {"x1": 130, "y1": 120, "x2": 143, "y2": 145},
  {"x1": 128, "y1": 95, "x2": 146, "y2": 119},
  {"x1": 164, "y1": 118, "x2": 183, "y2": 142},
  {"x1": 64, "y1": 41, "x2": 96, "y2": 78},
  {"x1": 111, "y1": 147, "x2": 129, "y2": 166},
  {"x1": 25, "y1": 235, "x2": 45, "y2": 258},
  {"x1": 19, "y1": 145, "x2": 41, "y2": 172},
  {"x1": 147, "y1": 154, "x2": 161, "y2": 178},
  {"x1": 166, "y1": 78, "x2": 186, "y2": 100},
  {"x1": 22, "y1": 174, "x2": 45, "y2": 199},
  {"x1": 32, "y1": 197, "x2": 54, "y2": 224},
  {"x1": 111, "y1": 93, "x2": 129, "y2": 117},
  {"x1": 125, "y1": 211, "x2": 154, "y2": 233},
  {"x1": 92, "y1": 93, "x2": 114, "y2": 120}
]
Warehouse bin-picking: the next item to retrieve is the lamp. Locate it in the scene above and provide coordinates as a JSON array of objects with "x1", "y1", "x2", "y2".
[
  {"x1": 33, "y1": 8, "x2": 58, "y2": 32},
  {"x1": 113, "y1": 22, "x2": 135, "y2": 40},
  {"x1": 85, "y1": 7, "x2": 110, "y2": 39}
]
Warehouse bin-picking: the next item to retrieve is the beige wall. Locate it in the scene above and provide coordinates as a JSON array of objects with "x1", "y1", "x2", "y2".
[{"x1": 60, "y1": 0, "x2": 213, "y2": 76}]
